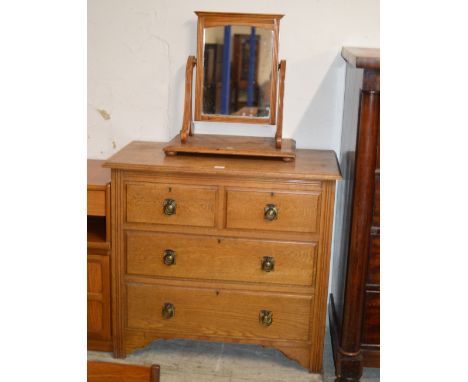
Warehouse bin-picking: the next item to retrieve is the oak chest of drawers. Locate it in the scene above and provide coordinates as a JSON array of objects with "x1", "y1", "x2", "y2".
[{"x1": 104, "y1": 141, "x2": 341, "y2": 372}]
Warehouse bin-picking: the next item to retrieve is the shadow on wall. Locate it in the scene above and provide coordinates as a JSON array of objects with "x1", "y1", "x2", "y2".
[{"x1": 291, "y1": 53, "x2": 345, "y2": 151}]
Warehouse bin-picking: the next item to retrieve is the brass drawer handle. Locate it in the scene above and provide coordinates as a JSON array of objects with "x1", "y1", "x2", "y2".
[
  {"x1": 163, "y1": 199, "x2": 176, "y2": 215},
  {"x1": 259, "y1": 310, "x2": 273, "y2": 327},
  {"x1": 264, "y1": 204, "x2": 278, "y2": 221},
  {"x1": 162, "y1": 303, "x2": 175, "y2": 319},
  {"x1": 261, "y1": 256, "x2": 275, "y2": 272},
  {"x1": 163, "y1": 249, "x2": 176, "y2": 266}
]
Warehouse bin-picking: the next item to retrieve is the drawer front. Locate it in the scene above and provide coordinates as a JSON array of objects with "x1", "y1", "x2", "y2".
[
  {"x1": 226, "y1": 189, "x2": 321, "y2": 233},
  {"x1": 372, "y1": 175, "x2": 380, "y2": 227},
  {"x1": 88, "y1": 190, "x2": 106, "y2": 216},
  {"x1": 367, "y1": 235, "x2": 380, "y2": 285},
  {"x1": 127, "y1": 283, "x2": 311, "y2": 341},
  {"x1": 361, "y1": 290, "x2": 380, "y2": 346},
  {"x1": 126, "y1": 232, "x2": 317, "y2": 286},
  {"x1": 87, "y1": 254, "x2": 111, "y2": 340},
  {"x1": 126, "y1": 183, "x2": 217, "y2": 227}
]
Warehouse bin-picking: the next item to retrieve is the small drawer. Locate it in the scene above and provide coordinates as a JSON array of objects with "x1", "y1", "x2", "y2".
[
  {"x1": 126, "y1": 232, "x2": 317, "y2": 286},
  {"x1": 126, "y1": 283, "x2": 312, "y2": 341},
  {"x1": 126, "y1": 183, "x2": 217, "y2": 228},
  {"x1": 88, "y1": 189, "x2": 106, "y2": 216},
  {"x1": 226, "y1": 188, "x2": 321, "y2": 234}
]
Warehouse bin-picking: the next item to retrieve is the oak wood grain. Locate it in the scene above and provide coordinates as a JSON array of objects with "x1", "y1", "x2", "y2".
[
  {"x1": 180, "y1": 56, "x2": 196, "y2": 142},
  {"x1": 126, "y1": 282, "x2": 311, "y2": 342},
  {"x1": 88, "y1": 160, "x2": 112, "y2": 351},
  {"x1": 108, "y1": 141, "x2": 341, "y2": 372},
  {"x1": 275, "y1": 60, "x2": 286, "y2": 148},
  {"x1": 126, "y1": 231, "x2": 317, "y2": 286},
  {"x1": 126, "y1": 182, "x2": 217, "y2": 228},
  {"x1": 226, "y1": 188, "x2": 320, "y2": 234},
  {"x1": 87, "y1": 361, "x2": 160, "y2": 382},
  {"x1": 164, "y1": 134, "x2": 296, "y2": 161},
  {"x1": 88, "y1": 160, "x2": 111, "y2": 186},
  {"x1": 104, "y1": 141, "x2": 341, "y2": 181},
  {"x1": 87, "y1": 253, "x2": 111, "y2": 341}
]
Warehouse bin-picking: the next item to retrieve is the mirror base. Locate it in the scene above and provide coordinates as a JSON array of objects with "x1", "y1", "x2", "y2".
[{"x1": 163, "y1": 134, "x2": 296, "y2": 161}]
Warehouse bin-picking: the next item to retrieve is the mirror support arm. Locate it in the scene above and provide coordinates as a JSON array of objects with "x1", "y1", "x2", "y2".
[
  {"x1": 275, "y1": 60, "x2": 286, "y2": 149},
  {"x1": 180, "y1": 56, "x2": 197, "y2": 143}
]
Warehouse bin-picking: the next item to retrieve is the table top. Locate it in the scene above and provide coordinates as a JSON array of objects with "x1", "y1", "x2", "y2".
[
  {"x1": 87, "y1": 159, "x2": 111, "y2": 186},
  {"x1": 104, "y1": 140, "x2": 342, "y2": 181},
  {"x1": 342, "y1": 47, "x2": 380, "y2": 69}
]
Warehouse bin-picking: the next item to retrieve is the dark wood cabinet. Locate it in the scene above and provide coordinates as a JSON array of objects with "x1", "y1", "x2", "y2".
[{"x1": 329, "y1": 47, "x2": 380, "y2": 381}]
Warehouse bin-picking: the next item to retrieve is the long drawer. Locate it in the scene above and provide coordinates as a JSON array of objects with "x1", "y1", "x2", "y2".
[
  {"x1": 126, "y1": 231, "x2": 317, "y2": 286},
  {"x1": 126, "y1": 182, "x2": 217, "y2": 227},
  {"x1": 126, "y1": 283, "x2": 312, "y2": 341},
  {"x1": 226, "y1": 188, "x2": 321, "y2": 234}
]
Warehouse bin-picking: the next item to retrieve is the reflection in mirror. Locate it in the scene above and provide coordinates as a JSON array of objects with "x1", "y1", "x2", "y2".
[{"x1": 202, "y1": 25, "x2": 273, "y2": 118}]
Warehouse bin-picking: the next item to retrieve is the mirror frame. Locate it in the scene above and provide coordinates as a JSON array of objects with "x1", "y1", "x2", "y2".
[{"x1": 194, "y1": 11, "x2": 283, "y2": 125}]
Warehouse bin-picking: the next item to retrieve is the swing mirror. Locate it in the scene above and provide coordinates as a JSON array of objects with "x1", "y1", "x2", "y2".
[{"x1": 194, "y1": 12, "x2": 283, "y2": 125}]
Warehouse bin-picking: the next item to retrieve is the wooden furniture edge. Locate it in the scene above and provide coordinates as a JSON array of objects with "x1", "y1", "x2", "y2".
[
  {"x1": 180, "y1": 56, "x2": 196, "y2": 142},
  {"x1": 275, "y1": 60, "x2": 286, "y2": 148},
  {"x1": 341, "y1": 47, "x2": 380, "y2": 69},
  {"x1": 103, "y1": 143, "x2": 342, "y2": 181},
  {"x1": 195, "y1": 11, "x2": 284, "y2": 20},
  {"x1": 87, "y1": 339, "x2": 113, "y2": 352},
  {"x1": 329, "y1": 294, "x2": 364, "y2": 381}
]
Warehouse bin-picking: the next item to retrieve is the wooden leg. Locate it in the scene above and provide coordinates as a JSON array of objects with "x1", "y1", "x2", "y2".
[
  {"x1": 333, "y1": 353, "x2": 363, "y2": 382},
  {"x1": 329, "y1": 295, "x2": 363, "y2": 382}
]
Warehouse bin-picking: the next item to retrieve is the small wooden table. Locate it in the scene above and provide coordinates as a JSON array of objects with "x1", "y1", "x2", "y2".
[{"x1": 87, "y1": 160, "x2": 112, "y2": 351}]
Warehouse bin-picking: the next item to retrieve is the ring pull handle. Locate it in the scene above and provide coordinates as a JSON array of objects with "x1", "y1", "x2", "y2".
[
  {"x1": 259, "y1": 310, "x2": 273, "y2": 327},
  {"x1": 261, "y1": 256, "x2": 275, "y2": 272},
  {"x1": 162, "y1": 303, "x2": 175, "y2": 319},
  {"x1": 163, "y1": 249, "x2": 176, "y2": 266},
  {"x1": 163, "y1": 199, "x2": 176, "y2": 215},
  {"x1": 264, "y1": 204, "x2": 278, "y2": 221}
]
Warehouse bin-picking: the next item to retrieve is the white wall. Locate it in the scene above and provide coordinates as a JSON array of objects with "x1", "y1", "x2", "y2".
[{"x1": 88, "y1": 0, "x2": 379, "y2": 158}]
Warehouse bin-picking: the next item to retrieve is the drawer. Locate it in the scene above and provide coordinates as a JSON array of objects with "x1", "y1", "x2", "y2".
[
  {"x1": 87, "y1": 254, "x2": 111, "y2": 340},
  {"x1": 126, "y1": 183, "x2": 217, "y2": 228},
  {"x1": 88, "y1": 189, "x2": 106, "y2": 216},
  {"x1": 126, "y1": 232, "x2": 317, "y2": 286},
  {"x1": 361, "y1": 290, "x2": 380, "y2": 346},
  {"x1": 372, "y1": 175, "x2": 380, "y2": 227},
  {"x1": 226, "y1": 188, "x2": 321, "y2": 233},
  {"x1": 367, "y1": 235, "x2": 380, "y2": 285},
  {"x1": 126, "y1": 283, "x2": 312, "y2": 341}
]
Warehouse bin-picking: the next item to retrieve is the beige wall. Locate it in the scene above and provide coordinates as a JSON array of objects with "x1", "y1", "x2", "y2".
[{"x1": 88, "y1": 0, "x2": 379, "y2": 157}]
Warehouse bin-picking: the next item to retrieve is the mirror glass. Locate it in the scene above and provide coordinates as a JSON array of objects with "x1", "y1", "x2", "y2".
[{"x1": 202, "y1": 25, "x2": 273, "y2": 118}]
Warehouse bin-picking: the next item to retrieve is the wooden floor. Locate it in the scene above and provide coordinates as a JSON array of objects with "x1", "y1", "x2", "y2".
[{"x1": 88, "y1": 329, "x2": 379, "y2": 382}]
